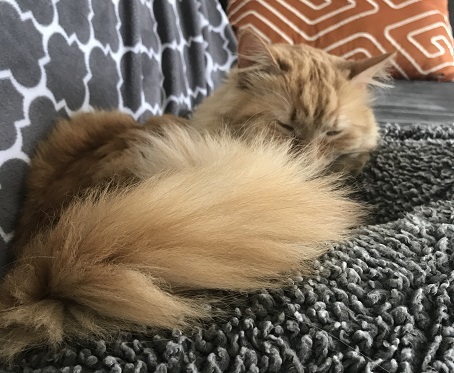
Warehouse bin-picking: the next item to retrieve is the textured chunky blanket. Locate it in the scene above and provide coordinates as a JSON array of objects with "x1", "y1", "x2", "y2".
[
  {"x1": 1, "y1": 122, "x2": 453, "y2": 372},
  {"x1": 1, "y1": 0, "x2": 453, "y2": 371}
]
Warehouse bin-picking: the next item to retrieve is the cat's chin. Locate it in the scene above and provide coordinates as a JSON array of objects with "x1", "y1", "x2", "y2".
[{"x1": 329, "y1": 152, "x2": 371, "y2": 176}]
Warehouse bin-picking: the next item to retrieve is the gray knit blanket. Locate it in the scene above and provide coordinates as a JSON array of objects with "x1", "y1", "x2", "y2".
[{"x1": 1, "y1": 122, "x2": 453, "y2": 373}]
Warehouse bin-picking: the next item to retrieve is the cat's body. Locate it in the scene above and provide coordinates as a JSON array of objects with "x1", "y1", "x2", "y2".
[
  {"x1": 12, "y1": 113, "x2": 190, "y2": 250},
  {"x1": 0, "y1": 31, "x2": 393, "y2": 361}
]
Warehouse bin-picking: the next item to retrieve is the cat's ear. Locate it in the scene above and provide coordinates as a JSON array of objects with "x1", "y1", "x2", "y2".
[
  {"x1": 348, "y1": 52, "x2": 396, "y2": 85},
  {"x1": 237, "y1": 29, "x2": 278, "y2": 70}
]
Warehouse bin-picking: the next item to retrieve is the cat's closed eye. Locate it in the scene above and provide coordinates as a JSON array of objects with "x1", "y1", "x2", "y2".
[
  {"x1": 277, "y1": 121, "x2": 294, "y2": 133},
  {"x1": 325, "y1": 130, "x2": 342, "y2": 136}
]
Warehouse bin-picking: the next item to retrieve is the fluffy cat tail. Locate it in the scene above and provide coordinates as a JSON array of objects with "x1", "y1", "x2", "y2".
[{"x1": 0, "y1": 125, "x2": 362, "y2": 361}]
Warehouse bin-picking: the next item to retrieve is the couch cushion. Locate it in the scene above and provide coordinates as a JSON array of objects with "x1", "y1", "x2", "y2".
[
  {"x1": 450, "y1": 0, "x2": 454, "y2": 31},
  {"x1": 373, "y1": 80, "x2": 454, "y2": 123},
  {"x1": 228, "y1": 0, "x2": 454, "y2": 81}
]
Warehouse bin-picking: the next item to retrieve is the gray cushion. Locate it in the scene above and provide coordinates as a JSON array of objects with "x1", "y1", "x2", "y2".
[
  {"x1": 373, "y1": 81, "x2": 454, "y2": 124},
  {"x1": 450, "y1": 0, "x2": 454, "y2": 31}
]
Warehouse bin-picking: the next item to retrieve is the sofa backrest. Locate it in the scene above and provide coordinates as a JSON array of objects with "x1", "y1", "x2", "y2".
[{"x1": 450, "y1": 0, "x2": 454, "y2": 33}]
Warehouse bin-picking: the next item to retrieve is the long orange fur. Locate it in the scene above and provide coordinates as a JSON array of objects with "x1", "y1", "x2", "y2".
[
  {"x1": 0, "y1": 111, "x2": 362, "y2": 361},
  {"x1": 0, "y1": 30, "x2": 396, "y2": 361},
  {"x1": 192, "y1": 30, "x2": 395, "y2": 174}
]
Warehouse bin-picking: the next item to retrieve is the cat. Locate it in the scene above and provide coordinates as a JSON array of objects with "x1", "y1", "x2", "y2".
[
  {"x1": 0, "y1": 111, "x2": 361, "y2": 361},
  {"x1": 0, "y1": 30, "x2": 393, "y2": 361},
  {"x1": 192, "y1": 30, "x2": 395, "y2": 175}
]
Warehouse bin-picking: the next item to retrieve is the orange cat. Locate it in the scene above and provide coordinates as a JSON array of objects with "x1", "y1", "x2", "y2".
[
  {"x1": 0, "y1": 110, "x2": 363, "y2": 361},
  {"x1": 192, "y1": 30, "x2": 394, "y2": 174},
  {"x1": 0, "y1": 31, "x2": 387, "y2": 361}
]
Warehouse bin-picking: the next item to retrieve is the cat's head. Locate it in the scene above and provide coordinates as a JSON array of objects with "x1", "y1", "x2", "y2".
[{"x1": 229, "y1": 30, "x2": 395, "y2": 172}]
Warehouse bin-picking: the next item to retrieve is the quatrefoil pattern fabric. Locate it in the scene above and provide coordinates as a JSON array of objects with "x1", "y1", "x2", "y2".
[{"x1": 0, "y1": 0, "x2": 237, "y2": 273}]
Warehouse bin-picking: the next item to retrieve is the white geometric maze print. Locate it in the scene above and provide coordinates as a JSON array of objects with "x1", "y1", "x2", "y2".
[
  {"x1": 385, "y1": 11, "x2": 454, "y2": 75},
  {"x1": 383, "y1": 0, "x2": 420, "y2": 9},
  {"x1": 301, "y1": 0, "x2": 332, "y2": 11},
  {"x1": 228, "y1": 0, "x2": 454, "y2": 80},
  {"x1": 230, "y1": 0, "x2": 380, "y2": 42}
]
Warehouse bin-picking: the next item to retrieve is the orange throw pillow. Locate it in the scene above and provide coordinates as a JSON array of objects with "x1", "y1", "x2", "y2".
[{"x1": 228, "y1": 0, "x2": 454, "y2": 81}]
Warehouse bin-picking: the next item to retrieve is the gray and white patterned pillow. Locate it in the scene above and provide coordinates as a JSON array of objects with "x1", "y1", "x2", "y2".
[{"x1": 0, "y1": 0, "x2": 237, "y2": 275}]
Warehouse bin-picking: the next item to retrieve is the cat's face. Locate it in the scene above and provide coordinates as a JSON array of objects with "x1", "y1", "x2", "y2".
[{"x1": 231, "y1": 31, "x2": 394, "y2": 174}]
